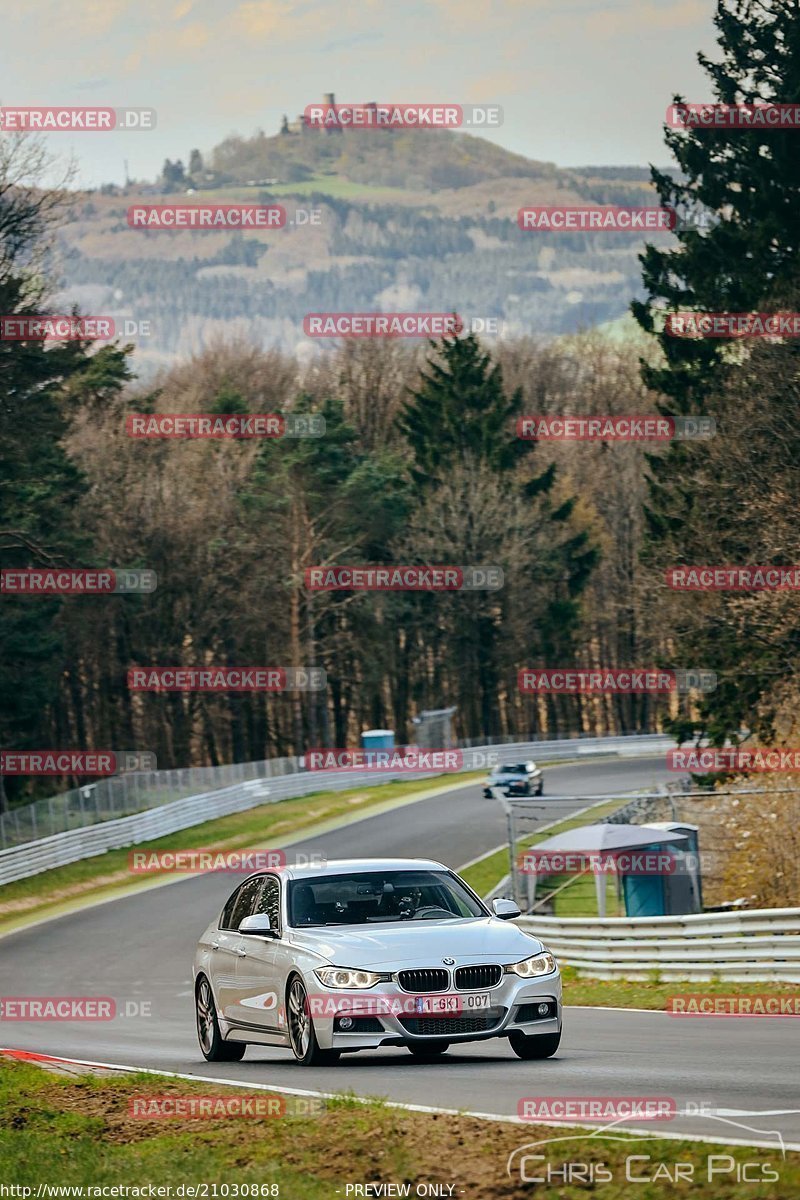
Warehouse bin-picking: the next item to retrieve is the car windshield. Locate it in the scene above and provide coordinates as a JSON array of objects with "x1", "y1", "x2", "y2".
[
  {"x1": 497, "y1": 764, "x2": 527, "y2": 774},
  {"x1": 287, "y1": 870, "x2": 486, "y2": 927}
]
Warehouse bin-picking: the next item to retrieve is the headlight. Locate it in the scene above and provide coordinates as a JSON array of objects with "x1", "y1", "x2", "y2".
[
  {"x1": 314, "y1": 967, "x2": 388, "y2": 989},
  {"x1": 504, "y1": 951, "x2": 556, "y2": 978}
]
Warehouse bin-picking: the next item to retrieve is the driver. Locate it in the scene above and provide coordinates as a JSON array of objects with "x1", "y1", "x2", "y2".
[{"x1": 396, "y1": 888, "x2": 423, "y2": 919}]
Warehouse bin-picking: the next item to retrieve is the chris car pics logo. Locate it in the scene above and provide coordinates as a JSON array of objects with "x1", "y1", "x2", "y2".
[{"x1": 507, "y1": 1111, "x2": 786, "y2": 1185}]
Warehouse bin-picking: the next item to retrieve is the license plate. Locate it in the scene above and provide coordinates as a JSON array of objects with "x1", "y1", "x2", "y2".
[{"x1": 414, "y1": 992, "x2": 491, "y2": 1014}]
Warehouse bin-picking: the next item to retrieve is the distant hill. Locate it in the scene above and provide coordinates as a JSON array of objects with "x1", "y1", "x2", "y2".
[
  {"x1": 209, "y1": 126, "x2": 564, "y2": 191},
  {"x1": 50, "y1": 127, "x2": 671, "y2": 376}
]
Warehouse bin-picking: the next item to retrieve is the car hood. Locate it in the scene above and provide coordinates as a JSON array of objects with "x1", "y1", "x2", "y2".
[{"x1": 286, "y1": 917, "x2": 545, "y2": 968}]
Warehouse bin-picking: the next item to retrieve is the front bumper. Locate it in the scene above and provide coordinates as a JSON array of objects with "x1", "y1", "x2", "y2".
[
  {"x1": 483, "y1": 776, "x2": 541, "y2": 797},
  {"x1": 306, "y1": 968, "x2": 562, "y2": 1050}
]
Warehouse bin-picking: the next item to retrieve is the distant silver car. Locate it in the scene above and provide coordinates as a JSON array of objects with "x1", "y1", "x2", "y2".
[
  {"x1": 484, "y1": 760, "x2": 543, "y2": 798},
  {"x1": 193, "y1": 857, "x2": 561, "y2": 1066}
]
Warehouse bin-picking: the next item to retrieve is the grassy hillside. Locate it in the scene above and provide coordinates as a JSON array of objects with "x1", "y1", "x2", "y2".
[{"x1": 52, "y1": 128, "x2": 669, "y2": 373}]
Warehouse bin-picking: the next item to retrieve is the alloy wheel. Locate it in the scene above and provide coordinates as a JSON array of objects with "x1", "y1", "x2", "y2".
[{"x1": 288, "y1": 978, "x2": 312, "y2": 1058}]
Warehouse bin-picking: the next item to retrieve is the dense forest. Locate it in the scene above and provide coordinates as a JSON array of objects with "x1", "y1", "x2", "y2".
[{"x1": 2, "y1": 0, "x2": 800, "y2": 809}]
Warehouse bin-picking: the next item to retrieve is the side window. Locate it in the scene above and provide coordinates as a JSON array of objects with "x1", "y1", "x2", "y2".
[
  {"x1": 254, "y1": 874, "x2": 281, "y2": 933},
  {"x1": 220, "y1": 884, "x2": 243, "y2": 930},
  {"x1": 221, "y1": 877, "x2": 264, "y2": 930}
]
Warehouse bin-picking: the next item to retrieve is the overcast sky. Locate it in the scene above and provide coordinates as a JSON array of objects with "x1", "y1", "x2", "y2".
[{"x1": 1, "y1": 0, "x2": 718, "y2": 187}]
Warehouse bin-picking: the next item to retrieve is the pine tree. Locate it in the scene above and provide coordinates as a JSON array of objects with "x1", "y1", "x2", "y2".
[
  {"x1": 397, "y1": 333, "x2": 598, "y2": 737},
  {"x1": 633, "y1": 0, "x2": 800, "y2": 410},
  {"x1": 0, "y1": 278, "x2": 131, "y2": 805},
  {"x1": 634, "y1": 0, "x2": 800, "y2": 743},
  {"x1": 398, "y1": 332, "x2": 554, "y2": 497}
]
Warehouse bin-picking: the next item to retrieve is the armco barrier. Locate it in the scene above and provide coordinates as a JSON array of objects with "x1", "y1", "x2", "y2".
[
  {"x1": 0, "y1": 779, "x2": 272, "y2": 887},
  {"x1": 0, "y1": 734, "x2": 675, "y2": 885},
  {"x1": 0, "y1": 732, "x2": 675, "y2": 851},
  {"x1": 517, "y1": 908, "x2": 800, "y2": 982}
]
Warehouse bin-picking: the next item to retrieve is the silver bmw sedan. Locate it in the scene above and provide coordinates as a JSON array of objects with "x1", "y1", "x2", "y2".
[{"x1": 193, "y1": 857, "x2": 562, "y2": 1066}]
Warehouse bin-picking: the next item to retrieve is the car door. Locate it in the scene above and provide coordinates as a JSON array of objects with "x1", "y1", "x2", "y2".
[
  {"x1": 212, "y1": 876, "x2": 265, "y2": 1021},
  {"x1": 233, "y1": 873, "x2": 282, "y2": 1031}
]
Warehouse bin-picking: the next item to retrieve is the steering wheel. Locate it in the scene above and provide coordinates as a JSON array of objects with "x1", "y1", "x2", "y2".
[{"x1": 410, "y1": 905, "x2": 453, "y2": 920}]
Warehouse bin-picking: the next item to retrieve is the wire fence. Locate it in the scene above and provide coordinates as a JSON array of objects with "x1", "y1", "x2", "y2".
[
  {"x1": 0, "y1": 757, "x2": 299, "y2": 851},
  {"x1": 492, "y1": 781, "x2": 800, "y2": 914},
  {"x1": 0, "y1": 731, "x2": 671, "y2": 851}
]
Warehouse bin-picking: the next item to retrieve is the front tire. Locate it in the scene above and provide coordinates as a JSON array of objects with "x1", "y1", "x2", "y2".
[
  {"x1": 196, "y1": 976, "x2": 246, "y2": 1061},
  {"x1": 408, "y1": 1041, "x2": 450, "y2": 1060},
  {"x1": 287, "y1": 977, "x2": 341, "y2": 1066},
  {"x1": 508, "y1": 1030, "x2": 561, "y2": 1059}
]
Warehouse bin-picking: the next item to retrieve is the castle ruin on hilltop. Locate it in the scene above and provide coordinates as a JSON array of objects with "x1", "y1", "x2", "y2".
[{"x1": 281, "y1": 93, "x2": 384, "y2": 134}]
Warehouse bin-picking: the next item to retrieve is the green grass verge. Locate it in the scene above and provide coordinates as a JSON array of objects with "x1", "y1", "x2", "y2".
[
  {"x1": 562, "y1": 967, "x2": 800, "y2": 1010},
  {"x1": 0, "y1": 773, "x2": 485, "y2": 936},
  {"x1": 546, "y1": 870, "x2": 619, "y2": 917},
  {"x1": 2, "y1": 1058, "x2": 796, "y2": 1199}
]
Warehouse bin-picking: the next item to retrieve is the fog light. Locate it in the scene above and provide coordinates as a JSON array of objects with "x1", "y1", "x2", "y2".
[
  {"x1": 339, "y1": 1016, "x2": 354, "y2": 1030},
  {"x1": 537, "y1": 1003, "x2": 550, "y2": 1015}
]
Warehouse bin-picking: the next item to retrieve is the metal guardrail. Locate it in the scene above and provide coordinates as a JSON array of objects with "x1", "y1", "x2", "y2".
[
  {"x1": 0, "y1": 779, "x2": 272, "y2": 887},
  {"x1": 0, "y1": 730, "x2": 672, "y2": 851},
  {"x1": 0, "y1": 756, "x2": 298, "y2": 851},
  {"x1": 0, "y1": 733, "x2": 674, "y2": 885},
  {"x1": 517, "y1": 908, "x2": 800, "y2": 982}
]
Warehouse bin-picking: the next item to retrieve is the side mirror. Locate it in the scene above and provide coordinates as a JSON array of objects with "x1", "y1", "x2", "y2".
[
  {"x1": 238, "y1": 913, "x2": 277, "y2": 937},
  {"x1": 492, "y1": 897, "x2": 521, "y2": 920}
]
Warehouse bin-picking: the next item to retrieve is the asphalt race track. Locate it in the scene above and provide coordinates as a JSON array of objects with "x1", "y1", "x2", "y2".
[{"x1": 2, "y1": 755, "x2": 799, "y2": 1149}]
